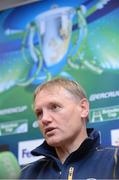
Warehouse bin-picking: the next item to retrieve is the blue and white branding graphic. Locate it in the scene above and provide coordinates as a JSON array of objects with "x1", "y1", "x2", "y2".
[
  {"x1": 0, "y1": 119, "x2": 28, "y2": 136},
  {"x1": 111, "y1": 129, "x2": 119, "y2": 146},
  {"x1": 18, "y1": 139, "x2": 44, "y2": 165}
]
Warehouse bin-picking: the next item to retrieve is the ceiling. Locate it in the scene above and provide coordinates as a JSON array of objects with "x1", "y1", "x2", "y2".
[{"x1": 0, "y1": 0, "x2": 40, "y2": 11}]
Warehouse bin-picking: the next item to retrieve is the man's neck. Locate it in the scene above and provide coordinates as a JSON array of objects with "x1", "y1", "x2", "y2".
[{"x1": 55, "y1": 132, "x2": 88, "y2": 164}]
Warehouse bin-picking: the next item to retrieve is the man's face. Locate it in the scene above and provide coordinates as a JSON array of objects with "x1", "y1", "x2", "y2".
[{"x1": 34, "y1": 87, "x2": 89, "y2": 147}]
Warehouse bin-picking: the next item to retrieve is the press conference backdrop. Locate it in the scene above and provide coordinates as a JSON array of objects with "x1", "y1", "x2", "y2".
[{"x1": 0, "y1": 0, "x2": 119, "y2": 165}]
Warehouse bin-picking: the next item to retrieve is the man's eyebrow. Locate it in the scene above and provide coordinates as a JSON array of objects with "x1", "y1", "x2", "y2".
[{"x1": 34, "y1": 100, "x2": 61, "y2": 109}]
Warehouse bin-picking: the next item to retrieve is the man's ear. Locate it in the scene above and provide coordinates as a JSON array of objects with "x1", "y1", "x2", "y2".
[{"x1": 79, "y1": 98, "x2": 89, "y2": 119}]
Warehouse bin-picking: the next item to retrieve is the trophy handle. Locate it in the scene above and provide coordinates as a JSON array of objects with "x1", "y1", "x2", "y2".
[{"x1": 18, "y1": 22, "x2": 43, "y2": 86}]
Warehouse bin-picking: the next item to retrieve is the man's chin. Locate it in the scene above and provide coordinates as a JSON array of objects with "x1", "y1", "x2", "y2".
[{"x1": 46, "y1": 139, "x2": 61, "y2": 147}]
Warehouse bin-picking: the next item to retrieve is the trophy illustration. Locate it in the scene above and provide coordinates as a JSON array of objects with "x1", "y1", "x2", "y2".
[{"x1": 0, "y1": 0, "x2": 111, "y2": 93}]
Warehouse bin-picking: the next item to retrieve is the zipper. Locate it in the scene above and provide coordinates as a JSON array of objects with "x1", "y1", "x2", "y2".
[
  {"x1": 68, "y1": 167, "x2": 74, "y2": 180},
  {"x1": 113, "y1": 147, "x2": 118, "y2": 179}
]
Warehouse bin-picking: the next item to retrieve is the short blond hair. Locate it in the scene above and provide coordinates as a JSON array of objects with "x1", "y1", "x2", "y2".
[{"x1": 34, "y1": 77, "x2": 87, "y2": 102}]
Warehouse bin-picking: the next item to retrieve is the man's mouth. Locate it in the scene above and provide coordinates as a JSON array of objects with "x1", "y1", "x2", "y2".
[{"x1": 45, "y1": 127, "x2": 56, "y2": 135}]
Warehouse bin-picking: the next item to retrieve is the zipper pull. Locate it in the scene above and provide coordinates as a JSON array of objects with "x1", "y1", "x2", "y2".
[{"x1": 68, "y1": 167, "x2": 74, "y2": 180}]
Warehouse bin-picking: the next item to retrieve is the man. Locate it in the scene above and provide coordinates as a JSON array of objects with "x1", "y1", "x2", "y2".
[{"x1": 20, "y1": 77, "x2": 119, "y2": 179}]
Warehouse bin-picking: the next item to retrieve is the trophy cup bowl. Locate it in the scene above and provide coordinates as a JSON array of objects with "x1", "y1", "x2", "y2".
[{"x1": 34, "y1": 7, "x2": 75, "y2": 67}]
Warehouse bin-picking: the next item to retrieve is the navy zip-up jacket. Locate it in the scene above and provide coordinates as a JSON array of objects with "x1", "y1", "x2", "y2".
[{"x1": 20, "y1": 129, "x2": 119, "y2": 179}]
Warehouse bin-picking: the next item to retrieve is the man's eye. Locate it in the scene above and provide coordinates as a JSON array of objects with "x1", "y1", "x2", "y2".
[
  {"x1": 51, "y1": 104, "x2": 61, "y2": 111},
  {"x1": 36, "y1": 111, "x2": 43, "y2": 119}
]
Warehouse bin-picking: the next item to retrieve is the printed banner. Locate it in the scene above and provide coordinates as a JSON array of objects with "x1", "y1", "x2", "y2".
[{"x1": 0, "y1": 0, "x2": 119, "y2": 156}]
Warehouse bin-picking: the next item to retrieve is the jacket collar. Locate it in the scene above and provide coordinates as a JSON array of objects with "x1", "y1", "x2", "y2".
[{"x1": 31, "y1": 128, "x2": 101, "y2": 161}]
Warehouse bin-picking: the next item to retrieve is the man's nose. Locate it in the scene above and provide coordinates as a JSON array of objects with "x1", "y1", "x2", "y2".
[{"x1": 41, "y1": 111, "x2": 52, "y2": 125}]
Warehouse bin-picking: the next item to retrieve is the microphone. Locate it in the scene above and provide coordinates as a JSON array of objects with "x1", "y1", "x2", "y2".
[{"x1": 0, "y1": 151, "x2": 21, "y2": 179}]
